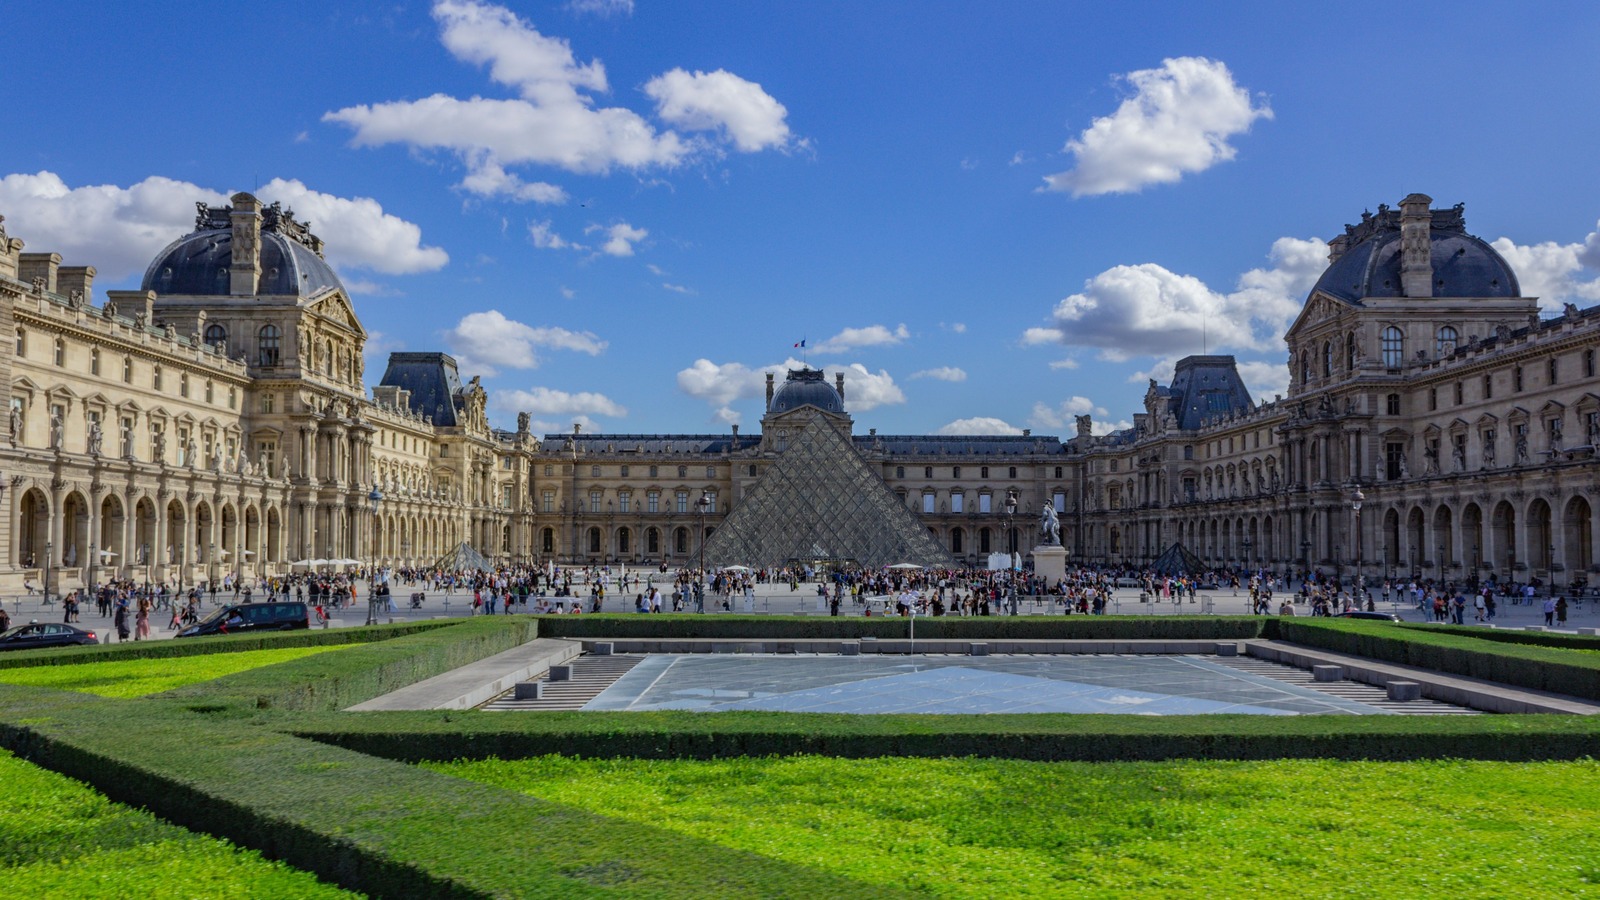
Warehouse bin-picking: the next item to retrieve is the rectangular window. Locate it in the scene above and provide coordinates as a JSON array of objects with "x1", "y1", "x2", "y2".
[
  {"x1": 90, "y1": 349, "x2": 100, "y2": 376},
  {"x1": 924, "y1": 466, "x2": 933, "y2": 479},
  {"x1": 1514, "y1": 366, "x2": 1524, "y2": 392},
  {"x1": 589, "y1": 491, "x2": 602, "y2": 513},
  {"x1": 227, "y1": 387, "x2": 236, "y2": 410},
  {"x1": 619, "y1": 465, "x2": 629, "y2": 477},
  {"x1": 502, "y1": 485, "x2": 513, "y2": 507},
  {"x1": 675, "y1": 491, "x2": 688, "y2": 513},
  {"x1": 1053, "y1": 491, "x2": 1066, "y2": 512},
  {"x1": 1428, "y1": 387, "x2": 1437, "y2": 411},
  {"x1": 705, "y1": 494, "x2": 717, "y2": 514},
  {"x1": 981, "y1": 466, "x2": 989, "y2": 479},
  {"x1": 542, "y1": 491, "x2": 555, "y2": 513},
  {"x1": 979, "y1": 494, "x2": 992, "y2": 514},
  {"x1": 648, "y1": 465, "x2": 658, "y2": 478},
  {"x1": 262, "y1": 394, "x2": 274, "y2": 414},
  {"x1": 1585, "y1": 350, "x2": 1596, "y2": 379},
  {"x1": 922, "y1": 493, "x2": 935, "y2": 513},
  {"x1": 1483, "y1": 375, "x2": 1492, "y2": 400},
  {"x1": 180, "y1": 374, "x2": 189, "y2": 398},
  {"x1": 1549, "y1": 357, "x2": 1559, "y2": 386},
  {"x1": 618, "y1": 493, "x2": 631, "y2": 513},
  {"x1": 257, "y1": 441, "x2": 276, "y2": 473},
  {"x1": 951, "y1": 492, "x2": 964, "y2": 513},
  {"x1": 706, "y1": 466, "x2": 715, "y2": 478},
  {"x1": 647, "y1": 492, "x2": 660, "y2": 513},
  {"x1": 1386, "y1": 393, "x2": 1401, "y2": 415},
  {"x1": 1453, "y1": 381, "x2": 1463, "y2": 405},
  {"x1": 1385, "y1": 441, "x2": 1405, "y2": 481},
  {"x1": 177, "y1": 428, "x2": 190, "y2": 465}
]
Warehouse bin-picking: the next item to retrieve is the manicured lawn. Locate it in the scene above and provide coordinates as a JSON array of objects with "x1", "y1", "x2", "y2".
[
  {"x1": 0, "y1": 645, "x2": 348, "y2": 698},
  {"x1": 431, "y1": 754, "x2": 1600, "y2": 898},
  {"x1": 0, "y1": 749, "x2": 357, "y2": 899}
]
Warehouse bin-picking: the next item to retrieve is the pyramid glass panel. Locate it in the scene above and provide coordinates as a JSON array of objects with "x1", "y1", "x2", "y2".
[{"x1": 703, "y1": 417, "x2": 954, "y2": 569}]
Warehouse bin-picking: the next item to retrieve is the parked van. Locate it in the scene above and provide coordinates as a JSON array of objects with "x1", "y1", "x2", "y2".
[{"x1": 176, "y1": 601, "x2": 310, "y2": 638}]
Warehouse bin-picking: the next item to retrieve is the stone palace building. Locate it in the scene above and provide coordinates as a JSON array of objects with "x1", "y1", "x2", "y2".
[{"x1": 0, "y1": 191, "x2": 1595, "y2": 592}]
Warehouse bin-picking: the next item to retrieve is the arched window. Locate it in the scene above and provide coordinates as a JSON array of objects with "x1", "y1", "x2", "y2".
[
  {"x1": 1381, "y1": 326, "x2": 1404, "y2": 369},
  {"x1": 1436, "y1": 325, "x2": 1459, "y2": 356},
  {"x1": 1322, "y1": 341, "x2": 1332, "y2": 377},
  {"x1": 204, "y1": 323, "x2": 227, "y2": 347},
  {"x1": 257, "y1": 325, "x2": 281, "y2": 367}
]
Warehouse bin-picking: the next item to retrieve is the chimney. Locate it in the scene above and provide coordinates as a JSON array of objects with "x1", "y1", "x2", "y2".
[
  {"x1": 106, "y1": 290, "x2": 156, "y2": 325},
  {"x1": 57, "y1": 266, "x2": 95, "y2": 304},
  {"x1": 573, "y1": 422, "x2": 582, "y2": 435},
  {"x1": 835, "y1": 372, "x2": 845, "y2": 401},
  {"x1": 1326, "y1": 234, "x2": 1350, "y2": 265},
  {"x1": 229, "y1": 192, "x2": 262, "y2": 296},
  {"x1": 731, "y1": 424, "x2": 739, "y2": 438},
  {"x1": 1399, "y1": 192, "x2": 1434, "y2": 298},
  {"x1": 18, "y1": 252, "x2": 61, "y2": 293},
  {"x1": 765, "y1": 372, "x2": 775, "y2": 406}
]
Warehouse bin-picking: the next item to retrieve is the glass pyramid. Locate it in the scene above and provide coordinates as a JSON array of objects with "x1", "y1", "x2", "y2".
[
  {"x1": 432, "y1": 542, "x2": 493, "y2": 572},
  {"x1": 703, "y1": 417, "x2": 954, "y2": 570}
]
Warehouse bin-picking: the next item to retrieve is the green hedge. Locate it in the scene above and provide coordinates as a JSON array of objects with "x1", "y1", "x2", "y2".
[
  {"x1": 1400, "y1": 622, "x2": 1600, "y2": 652},
  {"x1": 0, "y1": 619, "x2": 457, "y2": 670},
  {"x1": 0, "y1": 686, "x2": 908, "y2": 899},
  {"x1": 291, "y1": 708, "x2": 1600, "y2": 764},
  {"x1": 534, "y1": 613, "x2": 1269, "y2": 641},
  {"x1": 1278, "y1": 618, "x2": 1600, "y2": 700},
  {"x1": 155, "y1": 615, "x2": 540, "y2": 712}
]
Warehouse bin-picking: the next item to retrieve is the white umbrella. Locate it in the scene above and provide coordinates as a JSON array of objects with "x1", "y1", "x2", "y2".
[
  {"x1": 887, "y1": 562, "x2": 924, "y2": 570},
  {"x1": 98, "y1": 549, "x2": 117, "y2": 560}
]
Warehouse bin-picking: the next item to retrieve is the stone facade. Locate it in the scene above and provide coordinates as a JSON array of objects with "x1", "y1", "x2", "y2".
[{"x1": 3, "y1": 192, "x2": 1595, "y2": 591}]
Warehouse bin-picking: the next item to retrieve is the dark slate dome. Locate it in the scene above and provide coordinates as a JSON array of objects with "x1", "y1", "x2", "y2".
[
  {"x1": 140, "y1": 201, "x2": 343, "y2": 298},
  {"x1": 769, "y1": 368, "x2": 844, "y2": 414},
  {"x1": 1311, "y1": 202, "x2": 1520, "y2": 303}
]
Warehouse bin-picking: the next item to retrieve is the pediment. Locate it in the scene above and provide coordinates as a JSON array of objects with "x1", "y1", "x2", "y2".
[{"x1": 308, "y1": 291, "x2": 367, "y2": 336}]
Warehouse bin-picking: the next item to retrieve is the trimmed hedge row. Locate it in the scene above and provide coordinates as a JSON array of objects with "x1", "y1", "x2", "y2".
[
  {"x1": 1400, "y1": 622, "x2": 1600, "y2": 652},
  {"x1": 0, "y1": 686, "x2": 907, "y2": 899},
  {"x1": 292, "y1": 708, "x2": 1600, "y2": 763},
  {"x1": 534, "y1": 613, "x2": 1270, "y2": 641},
  {"x1": 0, "y1": 619, "x2": 458, "y2": 670},
  {"x1": 1279, "y1": 618, "x2": 1600, "y2": 700},
  {"x1": 155, "y1": 615, "x2": 541, "y2": 712}
]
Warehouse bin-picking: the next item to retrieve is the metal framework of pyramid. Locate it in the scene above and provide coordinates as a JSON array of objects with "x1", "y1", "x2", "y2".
[
  {"x1": 1149, "y1": 542, "x2": 1205, "y2": 577},
  {"x1": 702, "y1": 417, "x2": 955, "y2": 570},
  {"x1": 432, "y1": 542, "x2": 493, "y2": 572}
]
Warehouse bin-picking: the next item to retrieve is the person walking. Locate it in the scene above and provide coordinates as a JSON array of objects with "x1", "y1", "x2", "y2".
[
  {"x1": 1555, "y1": 596, "x2": 1568, "y2": 628},
  {"x1": 1542, "y1": 596, "x2": 1557, "y2": 627}
]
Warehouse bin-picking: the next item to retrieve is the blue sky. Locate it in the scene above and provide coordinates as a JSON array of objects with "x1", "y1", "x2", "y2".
[{"x1": 5, "y1": 0, "x2": 1600, "y2": 437}]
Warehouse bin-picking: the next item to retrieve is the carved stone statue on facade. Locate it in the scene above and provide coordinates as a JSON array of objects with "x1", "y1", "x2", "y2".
[
  {"x1": 1515, "y1": 432, "x2": 1530, "y2": 465},
  {"x1": 1398, "y1": 453, "x2": 1410, "y2": 479},
  {"x1": 517, "y1": 412, "x2": 531, "y2": 434},
  {"x1": 1452, "y1": 443, "x2": 1466, "y2": 472},
  {"x1": 1482, "y1": 437, "x2": 1496, "y2": 468},
  {"x1": 1550, "y1": 420, "x2": 1564, "y2": 453},
  {"x1": 87, "y1": 420, "x2": 102, "y2": 457},
  {"x1": 48, "y1": 412, "x2": 63, "y2": 450},
  {"x1": 153, "y1": 430, "x2": 165, "y2": 461},
  {"x1": 1588, "y1": 416, "x2": 1600, "y2": 447},
  {"x1": 123, "y1": 425, "x2": 136, "y2": 460},
  {"x1": 185, "y1": 438, "x2": 198, "y2": 469},
  {"x1": 1423, "y1": 443, "x2": 1439, "y2": 475},
  {"x1": 8, "y1": 406, "x2": 20, "y2": 445},
  {"x1": 1039, "y1": 503, "x2": 1061, "y2": 546},
  {"x1": 211, "y1": 450, "x2": 223, "y2": 473}
]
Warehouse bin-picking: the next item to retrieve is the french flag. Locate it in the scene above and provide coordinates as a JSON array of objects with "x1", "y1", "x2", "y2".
[{"x1": 794, "y1": 339, "x2": 805, "y2": 348}]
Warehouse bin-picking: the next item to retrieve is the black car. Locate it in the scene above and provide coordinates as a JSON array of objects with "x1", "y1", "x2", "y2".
[
  {"x1": 176, "y1": 602, "x2": 310, "y2": 638},
  {"x1": 0, "y1": 622, "x2": 99, "y2": 651},
  {"x1": 1337, "y1": 610, "x2": 1402, "y2": 622}
]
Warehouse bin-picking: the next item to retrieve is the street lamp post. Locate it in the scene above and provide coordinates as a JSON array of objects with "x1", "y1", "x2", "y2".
[
  {"x1": 694, "y1": 490, "x2": 711, "y2": 613},
  {"x1": 1437, "y1": 544, "x2": 1445, "y2": 587},
  {"x1": 1004, "y1": 489, "x2": 1018, "y2": 570},
  {"x1": 1350, "y1": 485, "x2": 1365, "y2": 606},
  {"x1": 366, "y1": 487, "x2": 383, "y2": 626},
  {"x1": 1242, "y1": 536, "x2": 1253, "y2": 574},
  {"x1": 44, "y1": 538, "x2": 53, "y2": 607},
  {"x1": 1299, "y1": 538, "x2": 1310, "y2": 583}
]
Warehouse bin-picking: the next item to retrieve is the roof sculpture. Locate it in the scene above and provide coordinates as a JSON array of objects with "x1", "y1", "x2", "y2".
[{"x1": 702, "y1": 416, "x2": 954, "y2": 570}]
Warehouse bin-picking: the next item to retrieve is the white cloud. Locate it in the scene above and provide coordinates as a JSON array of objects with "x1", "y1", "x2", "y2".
[
  {"x1": 1025, "y1": 235, "x2": 1325, "y2": 359},
  {"x1": 565, "y1": 0, "x2": 633, "y2": 17},
  {"x1": 1490, "y1": 223, "x2": 1600, "y2": 313},
  {"x1": 528, "y1": 219, "x2": 582, "y2": 250},
  {"x1": 458, "y1": 159, "x2": 568, "y2": 203},
  {"x1": 587, "y1": 221, "x2": 647, "y2": 256},
  {"x1": 323, "y1": 1, "x2": 790, "y2": 197},
  {"x1": 644, "y1": 68, "x2": 791, "y2": 152},
  {"x1": 813, "y1": 323, "x2": 909, "y2": 354},
  {"x1": 662, "y1": 282, "x2": 695, "y2": 295},
  {"x1": 256, "y1": 178, "x2": 449, "y2": 274},
  {"x1": 559, "y1": 286, "x2": 576, "y2": 299},
  {"x1": 1047, "y1": 358, "x2": 1080, "y2": 370},
  {"x1": 343, "y1": 278, "x2": 400, "y2": 297},
  {"x1": 491, "y1": 386, "x2": 625, "y2": 418},
  {"x1": 0, "y1": 171, "x2": 447, "y2": 282},
  {"x1": 910, "y1": 366, "x2": 967, "y2": 382},
  {"x1": 936, "y1": 417, "x2": 1022, "y2": 435},
  {"x1": 1235, "y1": 360, "x2": 1290, "y2": 399},
  {"x1": 446, "y1": 309, "x2": 606, "y2": 375},
  {"x1": 839, "y1": 363, "x2": 905, "y2": 411},
  {"x1": 941, "y1": 322, "x2": 967, "y2": 334},
  {"x1": 1042, "y1": 57, "x2": 1272, "y2": 197},
  {"x1": 1028, "y1": 397, "x2": 1105, "y2": 430}
]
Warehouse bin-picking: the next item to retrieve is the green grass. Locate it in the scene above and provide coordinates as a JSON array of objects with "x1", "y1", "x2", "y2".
[
  {"x1": 0, "y1": 748, "x2": 358, "y2": 899},
  {"x1": 430, "y1": 754, "x2": 1600, "y2": 899},
  {"x1": 0, "y1": 645, "x2": 347, "y2": 698}
]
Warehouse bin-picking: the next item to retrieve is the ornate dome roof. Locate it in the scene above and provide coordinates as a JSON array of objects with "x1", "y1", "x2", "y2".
[
  {"x1": 140, "y1": 199, "x2": 344, "y2": 299},
  {"x1": 1310, "y1": 201, "x2": 1519, "y2": 303},
  {"x1": 769, "y1": 368, "x2": 844, "y2": 415}
]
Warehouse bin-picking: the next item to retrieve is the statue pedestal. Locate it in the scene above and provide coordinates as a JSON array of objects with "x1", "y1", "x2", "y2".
[{"x1": 1031, "y1": 545, "x2": 1068, "y2": 585}]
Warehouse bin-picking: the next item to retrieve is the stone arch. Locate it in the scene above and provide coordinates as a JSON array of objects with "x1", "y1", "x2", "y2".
[
  {"x1": 1528, "y1": 497, "x2": 1554, "y2": 574},
  {"x1": 1490, "y1": 500, "x2": 1517, "y2": 576},
  {"x1": 17, "y1": 487, "x2": 49, "y2": 569},
  {"x1": 62, "y1": 491, "x2": 91, "y2": 570},
  {"x1": 1461, "y1": 503, "x2": 1484, "y2": 575},
  {"x1": 98, "y1": 493, "x2": 126, "y2": 574},
  {"x1": 1382, "y1": 507, "x2": 1401, "y2": 571},
  {"x1": 1432, "y1": 504, "x2": 1455, "y2": 571},
  {"x1": 265, "y1": 505, "x2": 282, "y2": 565},
  {"x1": 1406, "y1": 506, "x2": 1426, "y2": 574},
  {"x1": 1563, "y1": 495, "x2": 1594, "y2": 577}
]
